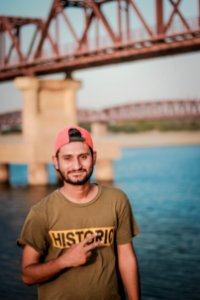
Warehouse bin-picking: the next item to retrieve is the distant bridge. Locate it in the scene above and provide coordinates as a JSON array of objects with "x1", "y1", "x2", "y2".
[
  {"x1": 79, "y1": 100, "x2": 200, "y2": 122},
  {"x1": 0, "y1": 110, "x2": 21, "y2": 128},
  {"x1": 1, "y1": 100, "x2": 200, "y2": 130}
]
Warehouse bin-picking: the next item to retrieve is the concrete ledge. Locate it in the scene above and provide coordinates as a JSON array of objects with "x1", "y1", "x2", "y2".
[
  {"x1": 104, "y1": 131, "x2": 200, "y2": 148},
  {"x1": 94, "y1": 139, "x2": 121, "y2": 160},
  {"x1": 0, "y1": 134, "x2": 121, "y2": 163}
]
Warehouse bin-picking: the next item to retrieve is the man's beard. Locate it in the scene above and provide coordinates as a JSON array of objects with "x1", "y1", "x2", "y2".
[{"x1": 57, "y1": 165, "x2": 94, "y2": 185}]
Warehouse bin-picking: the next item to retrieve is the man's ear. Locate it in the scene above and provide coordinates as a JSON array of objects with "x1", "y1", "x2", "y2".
[
  {"x1": 93, "y1": 151, "x2": 97, "y2": 165},
  {"x1": 52, "y1": 155, "x2": 59, "y2": 171}
]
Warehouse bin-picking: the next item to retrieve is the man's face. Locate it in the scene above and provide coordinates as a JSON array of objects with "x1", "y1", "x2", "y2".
[{"x1": 53, "y1": 142, "x2": 96, "y2": 185}]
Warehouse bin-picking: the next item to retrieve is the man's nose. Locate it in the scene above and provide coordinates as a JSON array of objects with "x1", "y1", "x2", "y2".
[{"x1": 72, "y1": 158, "x2": 82, "y2": 169}]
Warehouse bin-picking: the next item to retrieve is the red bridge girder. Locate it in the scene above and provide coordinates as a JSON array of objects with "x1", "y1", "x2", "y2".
[{"x1": 0, "y1": 0, "x2": 200, "y2": 82}]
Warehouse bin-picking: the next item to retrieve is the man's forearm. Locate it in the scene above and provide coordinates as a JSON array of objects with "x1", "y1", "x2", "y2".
[
  {"x1": 22, "y1": 256, "x2": 65, "y2": 285},
  {"x1": 119, "y1": 258, "x2": 140, "y2": 300},
  {"x1": 117, "y1": 243, "x2": 141, "y2": 300},
  {"x1": 22, "y1": 234, "x2": 101, "y2": 285}
]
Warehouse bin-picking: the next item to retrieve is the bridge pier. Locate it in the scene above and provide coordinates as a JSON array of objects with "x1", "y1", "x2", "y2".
[
  {"x1": 95, "y1": 159, "x2": 114, "y2": 183},
  {"x1": 0, "y1": 77, "x2": 121, "y2": 185},
  {"x1": 15, "y1": 76, "x2": 80, "y2": 141},
  {"x1": 14, "y1": 76, "x2": 81, "y2": 185},
  {"x1": 91, "y1": 121, "x2": 108, "y2": 136},
  {"x1": 0, "y1": 163, "x2": 9, "y2": 183},
  {"x1": 91, "y1": 121, "x2": 117, "y2": 183},
  {"x1": 28, "y1": 163, "x2": 49, "y2": 186}
]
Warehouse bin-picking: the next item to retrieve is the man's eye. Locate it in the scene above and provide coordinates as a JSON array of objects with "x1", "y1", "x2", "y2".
[
  {"x1": 81, "y1": 155, "x2": 88, "y2": 160},
  {"x1": 63, "y1": 156, "x2": 71, "y2": 161}
]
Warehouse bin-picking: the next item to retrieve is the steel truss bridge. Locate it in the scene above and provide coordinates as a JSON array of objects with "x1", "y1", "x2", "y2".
[
  {"x1": 1, "y1": 100, "x2": 200, "y2": 128},
  {"x1": 0, "y1": 0, "x2": 200, "y2": 82},
  {"x1": 78, "y1": 99, "x2": 200, "y2": 122}
]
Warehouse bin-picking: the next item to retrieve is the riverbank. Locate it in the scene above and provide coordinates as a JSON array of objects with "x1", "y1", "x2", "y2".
[
  {"x1": 98, "y1": 130, "x2": 200, "y2": 148},
  {"x1": 1, "y1": 130, "x2": 200, "y2": 148}
]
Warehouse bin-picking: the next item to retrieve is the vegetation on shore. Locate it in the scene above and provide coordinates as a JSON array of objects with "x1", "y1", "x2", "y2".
[
  {"x1": 80, "y1": 119, "x2": 200, "y2": 133},
  {"x1": 1, "y1": 119, "x2": 200, "y2": 135}
]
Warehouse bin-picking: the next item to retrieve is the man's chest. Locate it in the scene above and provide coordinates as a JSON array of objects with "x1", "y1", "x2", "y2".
[{"x1": 47, "y1": 203, "x2": 117, "y2": 249}]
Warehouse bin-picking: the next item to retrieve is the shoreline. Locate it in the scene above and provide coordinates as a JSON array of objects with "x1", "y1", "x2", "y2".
[
  {"x1": 1, "y1": 130, "x2": 200, "y2": 149},
  {"x1": 101, "y1": 130, "x2": 200, "y2": 148}
]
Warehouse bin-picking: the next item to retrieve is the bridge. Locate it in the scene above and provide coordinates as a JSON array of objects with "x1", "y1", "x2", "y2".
[
  {"x1": 78, "y1": 100, "x2": 200, "y2": 122},
  {"x1": 1, "y1": 100, "x2": 200, "y2": 130},
  {"x1": 0, "y1": 0, "x2": 200, "y2": 81}
]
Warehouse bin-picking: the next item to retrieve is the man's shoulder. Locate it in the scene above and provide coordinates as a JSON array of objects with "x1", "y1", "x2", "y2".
[
  {"x1": 100, "y1": 184, "x2": 128, "y2": 200},
  {"x1": 31, "y1": 189, "x2": 60, "y2": 212}
]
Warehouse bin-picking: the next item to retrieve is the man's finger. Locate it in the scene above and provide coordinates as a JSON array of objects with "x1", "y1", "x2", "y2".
[
  {"x1": 85, "y1": 251, "x2": 92, "y2": 259},
  {"x1": 84, "y1": 240, "x2": 103, "y2": 252},
  {"x1": 82, "y1": 233, "x2": 97, "y2": 247}
]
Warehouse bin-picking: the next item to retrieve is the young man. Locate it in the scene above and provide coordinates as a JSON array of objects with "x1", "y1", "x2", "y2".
[{"x1": 17, "y1": 125, "x2": 140, "y2": 300}]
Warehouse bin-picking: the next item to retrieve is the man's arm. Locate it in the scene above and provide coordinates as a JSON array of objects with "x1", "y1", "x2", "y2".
[
  {"x1": 21, "y1": 234, "x2": 101, "y2": 285},
  {"x1": 117, "y1": 242, "x2": 141, "y2": 300}
]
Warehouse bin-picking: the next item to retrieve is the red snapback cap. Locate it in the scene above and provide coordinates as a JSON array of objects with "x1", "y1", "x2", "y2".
[{"x1": 54, "y1": 125, "x2": 93, "y2": 155}]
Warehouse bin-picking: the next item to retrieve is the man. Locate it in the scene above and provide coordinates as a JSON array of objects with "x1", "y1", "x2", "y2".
[{"x1": 17, "y1": 125, "x2": 140, "y2": 300}]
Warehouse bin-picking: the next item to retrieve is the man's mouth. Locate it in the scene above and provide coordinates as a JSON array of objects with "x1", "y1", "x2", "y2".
[{"x1": 70, "y1": 170, "x2": 85, "y2": 176}]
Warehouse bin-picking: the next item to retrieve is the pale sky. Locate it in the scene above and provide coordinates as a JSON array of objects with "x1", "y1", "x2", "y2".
[{"x1": 0, "y1": 0, "x2": 200, "y2": 112}]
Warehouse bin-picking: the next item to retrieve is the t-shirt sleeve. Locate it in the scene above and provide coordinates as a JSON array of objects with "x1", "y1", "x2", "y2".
[
  {"x1": 116, "y1": 192, "x2": 139, "y2": 245},
  {"x1": 17, "y1": 206, "x2": 48, "y2": 255}
]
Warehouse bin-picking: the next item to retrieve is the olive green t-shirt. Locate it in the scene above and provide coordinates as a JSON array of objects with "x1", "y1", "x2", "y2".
[{"x1": 17, "y1": 185, "x2": 139, "y2": 300}]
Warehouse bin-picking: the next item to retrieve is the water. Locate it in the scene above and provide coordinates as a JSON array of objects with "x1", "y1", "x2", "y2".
[
  {"x1": 9, "y1": 163, "x2": 57, "y2": 186},
  {"x1": 114, "y1": 145, "x2": 200, "y2": 300},
  {"x1": 0, "y1": 145, "x2": 200, "y2": 300}
]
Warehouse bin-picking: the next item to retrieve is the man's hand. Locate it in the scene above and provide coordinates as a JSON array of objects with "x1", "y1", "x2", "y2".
[
  {"x1": 21, "y1": 234, "x2": 103, "y2": 285},
  {"x1": 58, "y1": 234, "x2": 102, "y2": 268}
]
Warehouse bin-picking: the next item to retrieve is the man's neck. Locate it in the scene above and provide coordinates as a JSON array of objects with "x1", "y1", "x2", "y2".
[{"x1": 59, "y1": 182, "x2": 98, "y2": 204}]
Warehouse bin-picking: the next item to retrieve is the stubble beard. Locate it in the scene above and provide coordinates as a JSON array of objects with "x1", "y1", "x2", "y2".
[{"x1": 57, "y1": 165, "x2": 94, "y2": 186}]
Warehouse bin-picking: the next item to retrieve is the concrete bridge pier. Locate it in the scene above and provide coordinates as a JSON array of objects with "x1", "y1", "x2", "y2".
[
  {"x1": 91, "y1": 122, "x2": 118, "y2": 183},
  {"x1": 14, "y1": 76, "x2": 81, "y2": 185},
  {"x1": 0, "y1": 78, "x2": 120, "y2": 185},
  {"x1": 95, "y1": 159, "x2": 114, "y2": 183},
  {"x1": 91, "y1": 122, "x2": 108, "y2": 136},
  {"x1": 28, "y1": 163, "x2": 49, "y2": 186},
  {"x1": 0, "y1": 163, "x2": 9, "y2": 183}
]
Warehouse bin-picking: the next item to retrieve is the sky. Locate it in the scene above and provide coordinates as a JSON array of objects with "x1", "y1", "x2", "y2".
[{"x1": 0, "y1": 0, "x2": 200, "y2": 112}]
